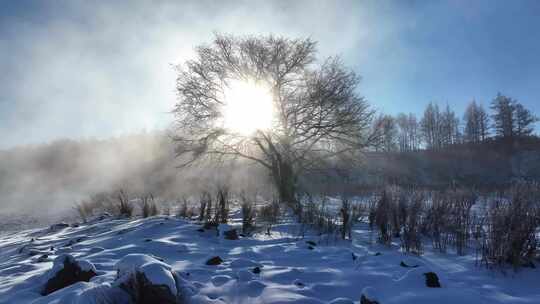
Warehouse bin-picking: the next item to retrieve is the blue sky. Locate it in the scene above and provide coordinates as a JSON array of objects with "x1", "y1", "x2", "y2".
[{"x1": 1, "y1": 0, "x2": 539, "y2": 148}]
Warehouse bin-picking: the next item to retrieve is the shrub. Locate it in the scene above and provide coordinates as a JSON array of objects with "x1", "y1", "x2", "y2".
[
  {"x1": 240, "y1": 192, "x2": 256, "y2": 234},
  {"x1": 198, "y1": 191, "x2": 211, "y2": 222},
  {"x1": 177, "y1": 197, "x2": 189, "y2": 218},
  {"x1": 424, "y1": 192, "x2": 452, "y2": 253},
  {"x1": 74, "y1": 200, "x2": 94, "y2": 223},
  {"x1": 258, "y1": 199, "x2": 280, "y2": 235},
  {"x1": 216, "y1": 185, "x2": 230, "y2": 224},
  {"x1": 116, "y1": 189, "x2": 134, "y2": 217},
  {"x1": 140, "y1": 194, "x2": 158, "y2": 218},
  {"x1": 374, "y1": 190, "x2": 392, "y2": 245},
  {"x1": 340, "y1": 198, "x2": 352, "y2": 240},
  {"x1": 480, "y1": 183, "x2": 540, "y2": 269},
  {"x1": 298, "y1": 194, "x2": 339, "y2": 237},
  {"x1": 400, "y1": 191, "x2": 424, "y2": 255}
]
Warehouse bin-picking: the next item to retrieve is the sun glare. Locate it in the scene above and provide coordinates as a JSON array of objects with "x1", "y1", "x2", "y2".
[{"x1": 221, "y1": 79, "x2": 274, "y2": 135}]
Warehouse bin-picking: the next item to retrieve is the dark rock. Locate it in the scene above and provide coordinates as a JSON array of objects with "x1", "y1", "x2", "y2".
[
  {"x1": 374, "y1": 252, "x2": 382, "y2": 256},
  {"x1": 65, "y1": 237, "x2": 86, "y2": 247},
  {"x1": 38, "y1": 254, "x2": 48, "y2": 260},
  {"x1": 50, "y1": 223, "x2": 70, "y2": 231},
  {"x1": 152, "y1": 255, "x2": 165, "y2": 262},
  {"x1": 352, "y1": 253, "x2": 357, "y2": 261},
  {"x1": 206, "y1": 256, "x2": 223, "y2": 266},
  {"x1": 203, "y1": 222, "x2": 218, "y2": 230},
  {"x1": 120, "y1": 270, "x2": 178, "y2": 304},
  {"x1": 306, "y1": 241, "x2": 317, "y2": 247},
  {"x1": 98, "y1": 212, "x2": 111, "y2": 221},
  {"x1": 223, "y1": 229, "x2": 239, "y2": 240},
  {"x1": 252, "y1": 266, "x2": 261, "y2": 274},
  {"x1": 360, "y1": 287, "x2": 379, "y2": 304},
  {"x1": 36, "y1": 254, "x2": 50, "y2": 263},
  {"x1": 308, "y1": 246, "x2": 315, "y2": 250},
  {"x1": 144, "y1": 239, "x2": 152, "y2": 242},
  {"x1": 360, "y1": 294, "x2": 379, "y2": 304},
  {"x1": 423, "y1": 272, "x2": 441, "y2": 288},
  {"x1": 400, "y1": 261, "x2": 419, "y2": 268},
  {"x1": 42, "y1": 255, "x2": 97, "y2": 295},
  {"x1": 196, "y1": 228, "x2": 205, "y2": 232}
]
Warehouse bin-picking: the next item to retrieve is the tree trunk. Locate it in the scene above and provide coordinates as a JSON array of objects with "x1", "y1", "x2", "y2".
[{"x1": 272, "y1": 159, "x2": 298, "y2": 208}]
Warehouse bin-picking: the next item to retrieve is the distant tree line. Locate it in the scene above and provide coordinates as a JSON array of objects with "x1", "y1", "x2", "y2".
[{"x1": 372, "y1": 93, "x2": 538, "y2": 152}]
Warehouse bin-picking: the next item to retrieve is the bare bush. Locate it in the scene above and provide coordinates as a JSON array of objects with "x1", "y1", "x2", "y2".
[
  {"x1": 480, "y1": 183, "x2": 540, "y2": 269},
  {"x1": 374, "y1": 190, "x2": 392, "y2": 245},
  {"x1": 206, "y1": 193, "x2": 214, "y2": 223},
  {"x1": 449, "y1": 190, "x2": 475, "y2": 255},
  {"x1": 340, "y1": 198, "x2": 352, "y2": 240},
  {"x1": 400, "y1": 191, "x2": 424, "y2": 255},
  {"x1": 177, "y1": 197, "x2": 189, "y2": 218},
  {"x1": 198, "y1": 191, "x2": 211, "y2": 222},
  {"x1": 424, "y1": 192, "x2": 452, "y2": 252},
  {"x1": 351, "y1": 200, "x2": 365, "y2": 224},
  {"x1": 216, "y1": 185, "x2": 230, "y2": 224},
  {"x1": 297, "y1": 194, "x2": 340, "y2": 239},
  {"x1": 258, "y1": 199, "x2": 280, "y2": 235},
  {"x1": 140, "y1": 194, "x2": 159, "y2": 218},
  {"x1": 74, "y1": 200, "x2": 94, "y2": 223},
  {"x1": 240, "y1": 192, "x2": 256, "y2": 234},
  {"x1": 116, "y1": 189, "x2": 134, "y2": 217}
]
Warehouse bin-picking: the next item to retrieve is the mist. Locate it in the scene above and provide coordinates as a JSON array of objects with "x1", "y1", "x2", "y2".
[
  {"x1": 0, "y1": 0, "x2": 371, "y2": 149},
  {"x1": 0, "y1": 131, "x2": 273, "y2": 224}
]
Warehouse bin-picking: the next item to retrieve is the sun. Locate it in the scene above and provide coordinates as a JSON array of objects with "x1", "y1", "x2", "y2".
[{"x1": 221, "y1": 79, "x2": 274, "y2": 135}]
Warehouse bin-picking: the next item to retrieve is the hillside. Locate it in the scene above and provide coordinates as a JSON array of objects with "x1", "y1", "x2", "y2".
[
  {"x1": 1, "y1": 208, "x2": 539, "y2": 303},
  {"x1": 356, "y1": 137, "x2": 540, "y2": 188}
]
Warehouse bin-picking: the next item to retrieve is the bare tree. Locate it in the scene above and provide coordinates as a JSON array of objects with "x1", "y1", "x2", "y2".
[
  {"x1": 396, "y1": 113, "x2": 419, "y2": 152},
  {"x1": 464, "y1": 100, "x2": 490, "y2": 143},
  {"x1": 420, "y1": 102, "x2": 441, "y2": 149},
  {"x1": 478, "y1": 104, "x2": 490, "y2": 141},
  {"x1": 373, "y1": 115, "x2": 398, "y2": 152},
  {"x1": 173, "y1": 34, "x2": 376, "y2": 207},
  {"x1": 440, "y1": 104, "x2": 460, "y2": 146}
]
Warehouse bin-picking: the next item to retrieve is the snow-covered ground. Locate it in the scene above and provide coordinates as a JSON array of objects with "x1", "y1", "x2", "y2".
[{"x1": 0, "y1": 211, "x2": 539, "y2": 303}]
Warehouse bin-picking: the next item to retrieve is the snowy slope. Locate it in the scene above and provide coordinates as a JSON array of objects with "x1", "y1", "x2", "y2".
[{"x1": 0, "y1": 214, "x2": 539, "y2": 303}]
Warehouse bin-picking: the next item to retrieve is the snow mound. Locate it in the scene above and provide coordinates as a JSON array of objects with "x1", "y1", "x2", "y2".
[
  {"x1": 114, "y1": 253, "x2": 170, "y2": 279},
  {"x1": 138, "y1": 262, "x2": 178, "y2": 296}
]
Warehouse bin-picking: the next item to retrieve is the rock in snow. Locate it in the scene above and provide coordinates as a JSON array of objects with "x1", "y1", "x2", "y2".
[
  {"x1": 114, "y1": 253, "x2": 170, "y2": 279},
  {"x1": 423, "y1": 272, "x2": 441, "y2": 288},
  {"x1": 360, "y1": 287, "x2": 380, "y2": 304},
  {"x1": 42, "y1": 254, "x2": 97, "y2": 295},
  {"x1": 115, "y1": 254, "x2": 181, "y2": 304},
  {"x1": 206, "y1": 256, "x2": 224, "y2": 266},
  {"x1": 223, "y1": 229, "x2": 239, "y2": 240}
]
